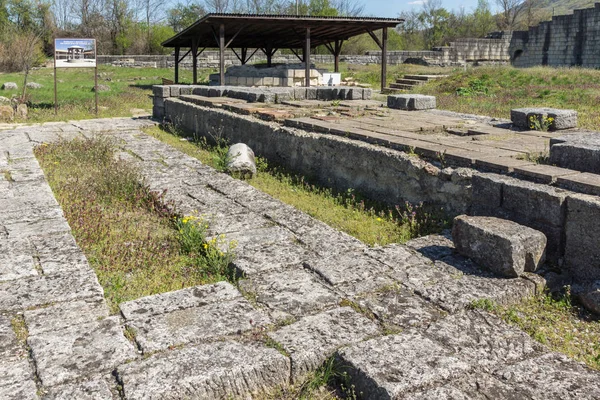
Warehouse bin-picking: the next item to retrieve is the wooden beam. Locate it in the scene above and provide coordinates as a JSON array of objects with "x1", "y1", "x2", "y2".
[
  {"x1": 245, "y1": 48, "x2": 259, "y2": 64},
  {"x1": 290, "y1": 48, "x2": 303, "y2": 62},
  {"x1": 305, "y1": 27, "x2": 311, "y2": 87},
  {"x1": 334, "y1": 40, "x2": 343, "y2": 73},
  {"x1": 219, "y1": 24, "x2": 225, "y2": 86},
  {"x1": 381, "y1": 27, "x2": 388, "y2": 92},
  {"x1": 367, "y1": 29, "x2": 383, "y2": 50},
  {"x1": 174, "y1": 46, "x2": 180, "y2": 83},
  {"x1": 225, "y1": 25, "x2": 246, "y2": 49},
  {"x1": 231, "y1": 48, "x2": 243, "y2": 64}
]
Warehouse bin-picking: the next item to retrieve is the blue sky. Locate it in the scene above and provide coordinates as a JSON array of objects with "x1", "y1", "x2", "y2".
[{"x1": 362, "y1": 0, "x2": 482, "y2": 17}]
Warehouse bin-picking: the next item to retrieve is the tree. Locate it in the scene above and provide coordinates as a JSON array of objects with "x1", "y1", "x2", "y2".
[
  {"x1": 168, "y1": 2, "x2": 206, "y2": 31},
  {"x1": 418, "y1": 0, "x2": 451, "y2": 48},
  {"x1": 471, "y1": 0, "x2": 496, "y2": 37},
  {"x1": 495, "y1": 0, "x2": 524, "y2": 30}
]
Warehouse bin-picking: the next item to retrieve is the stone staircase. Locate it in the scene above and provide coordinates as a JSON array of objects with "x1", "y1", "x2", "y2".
[{"x1": 386, "y1": 74, "x2": 447, "y2": 92}]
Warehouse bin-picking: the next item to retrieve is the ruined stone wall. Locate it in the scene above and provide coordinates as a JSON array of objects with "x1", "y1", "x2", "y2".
[
  {"x1": 162, "y1": 97, "x2": 472, "y2": 216},
  {"x1": 510, "y1": 3, "x2": 600, "y2": 67}
]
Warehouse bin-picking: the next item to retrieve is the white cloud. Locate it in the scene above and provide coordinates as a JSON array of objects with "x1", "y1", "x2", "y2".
[{"x1": 407, "y1": 0, "x2": 425, "y2": 4}]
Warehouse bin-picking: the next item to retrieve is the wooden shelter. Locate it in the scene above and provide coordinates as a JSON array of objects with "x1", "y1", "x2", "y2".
[{"x1": 161, "y1": 14, "x2": 403, "y2": 91}]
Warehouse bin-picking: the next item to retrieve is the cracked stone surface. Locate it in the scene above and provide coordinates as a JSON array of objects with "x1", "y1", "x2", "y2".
[
  {"x1": 118, "y1": 341, "x2": 290, "y2": 400},
  {"x1": 268, "y1": 307, "x2": 380, "y2": 382},
  {"x1": 1, "y1": 117, "x2": 598, "y2": 399}
]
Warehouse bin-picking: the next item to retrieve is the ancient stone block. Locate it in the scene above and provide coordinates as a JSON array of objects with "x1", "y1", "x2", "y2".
[
  {"x1": 28, "y1": 316, "x2": 137, "y2": 387},
  {"x1": 0, "y1": 269, "x2": 104, "y2": 312},
  {"x1": 152, "y1": 85, "x2": 170, "y2": 98},
  {"x1": 356, "y1": 286, "x2": 444, "y2": 330},
  {"x1": 42, "y1": 376, "x2": 114, "y2": 400},
  {"x1": 511, "y1": 107, "x2": 577, "y2": 130},
  {"x1": 118, "y1": 341, "x2": 290, "y2": 400},
  {"x1": 268, "y1": 307, "x2": 380, "y2": 382},
  {"x1": 564, "y1": 193, "x2": 600, "y2": 280},
  {"x1": 120, "y1": 282, "x2": 240, "y2": 320},
  {"x1": 0, "y1": 238, "x2": 37, "y2": 282},
  {"x1": 227, "y1": 143, "x2": 256, "y2": 178},
  {"x1": 305, "y1": 87, "x2": 317, "y2": 100},
  {"x1": 239, "y1": 268, "x2": 338, "y2": 322},
  {"x1": 24, "y1": 298, "x2": 109, "y2": 336},
  {"x1": 557, "y1": 172, "x2": 600, "y2": 196},
  {"x1": 452, "y1": 215, "x2": 547, "y2": 277},
  {"x1": 388, "y1": 94, "x2": 436, "y2": 110},
  {"x1": 425, "y1": 310, "x2": 543, "y2": 368},
  {"x1": 125, "y1": 294, "x2": 270, "y2": 353},
  {"x1": 338, "y1": 330, "x2": 472, "y2": 398}
]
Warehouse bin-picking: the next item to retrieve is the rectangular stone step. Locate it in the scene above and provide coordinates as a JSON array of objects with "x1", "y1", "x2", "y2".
[
  {"x1": 118, "y1": 341, "x2": 290, "y2": 400},
  {"x1": 389, "y1": 83, "x2": 414, "y2": 90}
]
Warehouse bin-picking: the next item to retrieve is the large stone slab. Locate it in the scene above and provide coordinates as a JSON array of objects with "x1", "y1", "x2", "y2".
[
  {"x1": 0, "y1": 269, "x2": 104, "y2": 312},
  {"x1": 491, "y1": 353, "x2": 600, "y2": 399},
  {"x1": 388, "y1": 94, "x2": 436, "y2": 111},
  {"x1": 238, "y1": 268, "x2": 339, "y2": 322},
  {"x1": 425, "y1": 310, "x2": 543, "y2": 370},
  {"x1": 125, "y1": 295, "x2": 270, "y2": 353},
  {"x1": 338, "y1": 330, "x2": 473, "y2": 398},
  {"x1": 24, "y1": 298, "x2": 109, "y2": 336},
  {"x1": 119, "y1": 281, "x2": 240, "y2": 320},
  {"x1": 0, "y1": 238, "x2": 37, "y2": 282},
  {"x1": 452, "y1": 215, "x2": 547, "y2": 277},
  {"x1": 511, "y1": 107, "x2": 577, "y2": 130},
  {"x1": 28, "y1": 316, "x2": 137, "y2": 387},
  {"x1": 118, "y1": 341, "x2": 290, "y2": 400},
  {"x1": 268, "y1": 307, "x2": 380, "y2": 382},
  {"x1": 550, "y1": 132, "x2": 600, "y2": 174},
  {"x1": 29, "y1": 233, "x2": 90, "y2": 274},
  {"x1": 303, "y1": 251, "x2": 395, "y2": 296},
  {"x1": 355, "y1": 286, "x2": 445, "y2": 331},
  {"x1": 42, "y1": 376, "x2": 114, "y2": 400}
]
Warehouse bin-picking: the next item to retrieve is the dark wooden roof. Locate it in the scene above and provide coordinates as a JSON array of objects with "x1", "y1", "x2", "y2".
[{"x1": 162, "y1": 14, "x2": 404, "y2": 48}]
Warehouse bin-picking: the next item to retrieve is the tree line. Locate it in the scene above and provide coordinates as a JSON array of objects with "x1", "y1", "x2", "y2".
[{"x1": 0, "y1": 0, "x2": 552, "y2": 72}]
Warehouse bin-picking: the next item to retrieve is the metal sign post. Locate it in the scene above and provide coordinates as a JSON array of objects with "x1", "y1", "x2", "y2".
[{"x1": 53, "y1": 38, "x2": 97, "y2": 116}]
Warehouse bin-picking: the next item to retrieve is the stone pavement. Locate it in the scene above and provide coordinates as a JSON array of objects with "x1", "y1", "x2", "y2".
[{"x1": 1, "y1": 117, "x2": 599, "y2": 399}]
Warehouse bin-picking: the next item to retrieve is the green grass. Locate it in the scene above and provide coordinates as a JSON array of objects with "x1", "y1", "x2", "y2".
[
  {"x1": 0, "y1": 64, "x2": 212, "y2": 123},
  {"x1": 472, "y1": 291, "x2": 600, "y2": 371},
  {"x1": 145, "y1": 124, "x2": 448, "y2": 246},
  {"x1": 35, "y1": 136, "x2": 234, "y2": 313},
  {"x1": 415, "y1": 65, "x2": 600, "y2": 130}
]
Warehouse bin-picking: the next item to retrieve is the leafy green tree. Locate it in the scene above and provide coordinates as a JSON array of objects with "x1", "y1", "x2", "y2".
[{"x1": 168, "y1": 2, "x2": 206, "y2": 32}]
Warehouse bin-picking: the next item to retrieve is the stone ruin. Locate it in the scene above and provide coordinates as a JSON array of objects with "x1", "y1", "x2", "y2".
[{"x1": 209, "y1": 63, "x2": 326, "y2": 87}]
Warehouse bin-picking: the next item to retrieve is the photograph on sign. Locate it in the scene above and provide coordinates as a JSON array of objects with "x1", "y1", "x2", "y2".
[{"x1": 54, "y1": 38, "x2": 96, "y2": 68}]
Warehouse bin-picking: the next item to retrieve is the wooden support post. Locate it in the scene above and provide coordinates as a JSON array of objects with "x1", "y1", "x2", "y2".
[
  {"x1": 241, "y1": 48, "x2": 248, "y2": 64},
  {"x1": 191, "y1": 38, "x2": 198, "y2": 84},
  {"x1": 381, "y1": 27, "x2": 388, "y2": 92},
  {"x1": 219, "y1": 24, "x2": 225, "y2": 85},
  {"x1": 305, "y1": 27, "x2": 311, "y2": 87},
  {"x1": 174, "y1": 46, "x2": 180, "y2": 83},
  {"x1": 334, "y1": 40, "x2": 342, "y2": 73}
]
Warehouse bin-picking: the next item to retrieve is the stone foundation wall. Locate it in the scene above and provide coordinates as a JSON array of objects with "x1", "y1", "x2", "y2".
[
  {"x1": 509, "y1": 3, "x2": 600, "y2": 68},
  {"x1": 162, "y1": 97, "x2": 472, "y2": 216}
]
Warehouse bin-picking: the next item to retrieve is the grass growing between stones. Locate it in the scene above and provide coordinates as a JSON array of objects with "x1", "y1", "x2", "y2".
[
  {"x1": 145, "y1": 125, "x2": 448, "y2": 245},
  {"x1": 472, "y1": 291, "x2": 600, "y2": 371},
  {"x1": 34, "y1": 137, "x2": 235, "y2": 313}
]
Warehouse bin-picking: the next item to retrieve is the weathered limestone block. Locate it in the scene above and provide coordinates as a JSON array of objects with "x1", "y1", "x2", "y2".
[
  {"x1": 152, "y1": 85, "x2": 170, "y2": 98},
  {"x1": 118, "y1": 341, "x2": 290, "y2": 400},
  {"x1": 0, "y1": 238, "x2": 37, "y2": 282},
  {"x1": 574, "y1": 280, "x2": 600, "y2": 315},
  {"x1": 564, "y1": 193, "x2": 600, "y2": 281},
  {"x1": 25, "y1": 82, "x2": 42, "y2": 89},
  {"x1": 511, "y1": 107, "x2": 577, "y2": 130},
  {"x1": 30, "y1": 233, "x2": 90, "y2": 274},
  {"x1": 24, "y1": 298, "x2": 109, "y2": 336},
  {"x1": 491, "y1": 353, "x2": 600, "y2": 399},
  {"x1": 338, "y1": 330, "x2": 472, "y2": 398},
  {"x1": 355, "y1": 286, "x2": 445, "y2": 330},
  {"x1": 550, "y1": 132, "x2": 600, "y2": 174},
  {"x1": 226, "y1": 143, "x2": 257, "y2": 178},
  {"x1": 238, "y1": 268, "x2": 339, "y2": 322},
  {"x1": 387, "y1": 94, "x2": 436, "y2": 111},
  {"x1": 425, "y1": 310, "x2": 543, "y2": 368},
  {"x1": 28, "y1": 316, "x2": 137, "y2": 387},
  {"x1": 42, "y1": 377, "x2": 114, "y2": 400},
  {"x1": 121, "y1": 282, "x2": 269, "y2": 352},
  {"x1": 452, "y1": 215, "x2": 547, "y2": 277},
  {"x1": 268, "y1": 307, "x2": 380, "y2": 382},
  {"x1": 303, "y1": 251, "x2": 395, "y2": 296},
  {"x1": 0, "y1": 269, "x2": 104, "y2": 312},
  {"x1": 120, "y1": 282, "x2": 241, "y2": 320}
]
